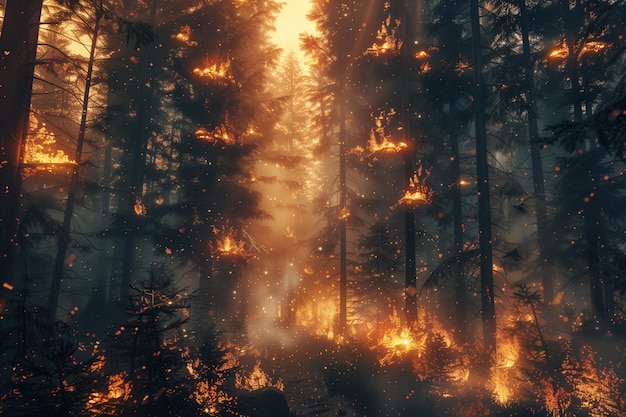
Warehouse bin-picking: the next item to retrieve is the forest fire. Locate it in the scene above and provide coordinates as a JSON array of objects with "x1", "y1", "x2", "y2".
[
  {"x1": 195, "y1": 123, "x2": 236, "y2": 145},
  {"x1": 548, "y1": 41, "x2": 608, "y2": 60},
  {"x1": 236, "y1": 360, "x2": 284, "y2": 391},
  {"x1": 212, "y1": 225, "x2": 246, "y2": 258},
  {"x1": 366, "y1": 135, "x2": 408, "y2": 154},
  {"x1": 3, "y1": 1, "x2": 626, "y2": 417},
  {"x1": 193, "y1": 59, "x2": 233, "y2": 83},
  {"x1": 22, "y1": 119, "x2": 74, "y2": 175},
  {"x1": 86, "y1": 372, "x2": 132, "y2": 415},
  {"x1": 396, "y1": 166, "x2": 433, "y2": 207}
]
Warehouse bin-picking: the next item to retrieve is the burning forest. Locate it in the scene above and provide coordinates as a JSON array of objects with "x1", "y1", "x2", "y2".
[{"x1": 1, "y1": 0, "x2": 626, "y2": 416}]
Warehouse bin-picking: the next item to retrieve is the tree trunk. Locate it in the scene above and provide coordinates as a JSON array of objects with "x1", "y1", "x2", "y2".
[
  {"x1": 338, "y1": 79, "x2": 347, "y2": 332},
  {"x1": 470, "y1": 0, "x2": 496, "y2": 358},
  {"x1": 48, "y1": 4, "x2": 104, "y2": 318},
  {"x1": 0, "y1": 0, "x2": 43, "y2": 293},
  {"x1": 519, "y1": 0, "x2": 553, "y2": 304},
  {"x1": 450, "y1": 113, "x2": 467, "y2": 341},
  {"x1": 119, "y1": 1, "x2": 159, "y2": 299},
  {"x1": 400, "y1": 0, "x2": 417, "y2": 329}
]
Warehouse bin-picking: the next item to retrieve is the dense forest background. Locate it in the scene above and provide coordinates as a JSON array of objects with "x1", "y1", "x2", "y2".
[{"x1": 1, "y1": 0, "x2": 626, "y2": 416}]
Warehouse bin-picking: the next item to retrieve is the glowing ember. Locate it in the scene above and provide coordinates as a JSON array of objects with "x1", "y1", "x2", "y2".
[
  {"x1": 338, "y1": 207, "x2": 350, "y2": 221},
  {"x1": 133, "y1": 197, "x2": 146, "y2": 216}
]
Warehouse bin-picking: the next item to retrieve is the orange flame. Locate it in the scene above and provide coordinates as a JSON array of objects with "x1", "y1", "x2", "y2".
[
  {"x1": 172, "y1": 25, "x2": 198, "y2": 46},
  {"x1": 23, "y1": 119, "x2": 75, "y2": 176},
  {"x1": 366, "y1": 135, "x2": 408, "y2": 154},
  {"x1": 548, "y1": 41, "x2": 608, "y2": 61},
  {"x1": 364, "y1": 14, "x2": 402, "y2": 56},
  {"x1": 193, "y1": 59, "x2": 233, "y2": 83},
  {"x1": 396, "y1": 166, "x2": 433, "y2": 207},
  {"x1": 195, "y1": 123, "x2": 236, "y2": 145},
  {"x1": 212, "y1": 225, "x2": 246, "y2": 258},
  {"x1": 236, "y1": 360, "x2": 284, "y2": 391}
]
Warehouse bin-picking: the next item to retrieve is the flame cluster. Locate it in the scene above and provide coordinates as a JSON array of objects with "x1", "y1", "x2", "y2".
[
  {"x1": 211, "y1": 225, "x2": 246, "y2": 259},
  {"x1": 396, "y1": 165, "x2": 433, "y2": 207}
]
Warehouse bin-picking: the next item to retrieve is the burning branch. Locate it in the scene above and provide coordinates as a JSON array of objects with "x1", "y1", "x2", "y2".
[{"x1": 393, "y1": 165, "x2": 433, "y2": 209}]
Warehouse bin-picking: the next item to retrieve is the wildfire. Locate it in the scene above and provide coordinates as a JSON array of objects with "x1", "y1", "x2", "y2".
[
  {"x1": 236, "y1": 360, "x2": 284, "y2": 391},
  {"x1": 193, "y1": 59, "x2": 233, "y2": 83},
  {"x1": 195, "y1": 123, "x2": 236, "y2": 145},
  {"x1": 86, "y1": 372, "x2": 132, "y2": 415},
  {"x1": 548, "y1": 41, "x2": 608, "y2": 60},
  {"x1": 365, "y1": 135, "x2": 408, "y2": 155},
  {"x1": 296, "y1": 296, "x2": 339, "y2": 340},
  {"x1": 172, "y1": 25, "x2": 198, "y2": 46},
  {"x1": 396, "y1": 166, "x2": 433, "y2": 207},
  {"x1": 23, "y1": 119, "x2": 75, "y2": 176},
  {"x1": 364, "y1": 13, "x2": 402, "y2": 56},
  {"x1": 352, "y1": 109, "x2": 407, "y2": 157},
  {"x1": 212, "y1": 225, "x2": 246, "y2": 258}
]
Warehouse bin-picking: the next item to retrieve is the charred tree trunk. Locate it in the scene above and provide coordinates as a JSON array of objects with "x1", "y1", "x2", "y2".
[
  {"x1": 400, "y1": 0, "x2": 417, "y2": 329},
  {"x1": 470, "y1": 0, "x2": 496, "y2": 358},
  {"x1": 450, "y1": 113, "x2": 467, "y2": 341},
  {"x1": 338, "y1": 80, "x2": 348, "y2": 332},
  {"x1": 519, "y1": 0, "x2": 553, "y2": 304},
  {"x1": 0, "y1": 0, "x2": 43, "y2": 295},
  {"x1": 48, "y1": 3, "x2": 104, "y2": 318}
]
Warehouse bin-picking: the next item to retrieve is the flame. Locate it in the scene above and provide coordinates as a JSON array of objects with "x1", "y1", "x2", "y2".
[
  {"x1": 236, "y1": 360, "x2": 284, "y2": 391},
  {"x1": 23, "y1": 119, "x2": 75, "y2": 176},
  {"x1": 396, "y1": 166, "x2": 433, "y2": 207},
  {"x1": 173, "y1": 25, "x2": 198, "y2": 46},
  {"x1": 134, "y1": 197, "x2": 146, "y2": 216},
  {"x1": 338, "y1": 207, "x2": 350, "y2": 221},
  {"x1": 195, "y1": 123, "x2": 236, "y2": 145},
  {"x1": 366, "y1": 135, "x2": 408, "y2": 154},
  {"x1": 86, "y1": 372, "x2": 132, "y2": 414},
  {"x1": 212, "y1": 225, "x2": 246, "y2": 258},
  {"x1": 353, "y1": 109, "x2": 407, "y2": 157},
  {"x1": 296, "y1": 296, "x2": 339, "y2": 340},
  {"x1": 489, "y1": 314, "x2": 525, "y2": 405},
  {"x1": 548, "y1": 41, "x2": 608, "y2": 60},
  {"x1": 415, "y1": 50, "x2": 430, "y2": 59},
  {"x1": 364, "y1": 14, "x2": 402, "y2": 56},
  {"x1": 193, "y1": 59, "x2": 233, "y2": 82}
]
